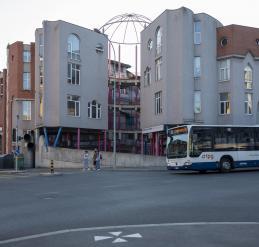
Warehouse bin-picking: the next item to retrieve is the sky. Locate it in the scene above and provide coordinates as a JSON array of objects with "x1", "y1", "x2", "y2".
[{"x1": 1, "y1": 0, "x2": 259, "y2": 69}]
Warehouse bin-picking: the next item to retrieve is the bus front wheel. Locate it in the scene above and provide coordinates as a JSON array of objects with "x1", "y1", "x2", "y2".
[{"x1": 219, "y1": 158, "x2": 232, "y2": 173}]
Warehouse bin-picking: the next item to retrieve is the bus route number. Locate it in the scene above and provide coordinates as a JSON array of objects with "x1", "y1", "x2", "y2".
[{"x1": 201, "y1": 154, "x2": 214, "y2": 160}]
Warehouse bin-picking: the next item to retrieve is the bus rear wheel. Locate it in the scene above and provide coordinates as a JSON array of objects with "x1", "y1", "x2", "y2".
[{"x1": 219, "y1": 158, "x2": 232, "y2": 173}]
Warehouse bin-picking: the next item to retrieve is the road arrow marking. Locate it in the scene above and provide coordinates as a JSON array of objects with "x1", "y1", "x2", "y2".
[
  {"x1": 112, "y1": 238, "x2": 128, "y2": 243},
  {"x1": 109, "y1": 232, "x2": 122, "y2": 236},
  {"x1": 94, "y1": 236, "x2": 113, "y2": 241},
  {"x1": 123, "y1": 233, "x2": 142, "y2": 238}
]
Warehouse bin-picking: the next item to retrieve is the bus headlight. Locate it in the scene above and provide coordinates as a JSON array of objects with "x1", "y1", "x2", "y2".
[{"x1": 184, "y1": 161, "x2": 192, "y2": 166}]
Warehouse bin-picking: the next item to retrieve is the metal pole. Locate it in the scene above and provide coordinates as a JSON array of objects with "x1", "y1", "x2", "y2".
[
  {"x1": 113, "y1": 77, "x2": 116, "y2": 168},
  {"x1": 108, "y1": 41, "x2": 117, "y2": 168}
]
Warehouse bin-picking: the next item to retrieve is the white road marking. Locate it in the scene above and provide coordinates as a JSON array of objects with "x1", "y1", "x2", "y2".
[
  {"x1": 109, "y1": 232, "x2": 122, "y2": 236},
  {"x1": 112, "y1": 238, "x2": 127, "y2": 243},
  {"x1": 94, "y1": 231, "x2": 142, "y2": 243},
  {"x1": 0, "y1": 222, "x2": 259, "y2": 245},
  {"x1": 123, "y1": 233, "x2": 142, "y2": 238},
  {"x1": 94, "y1": 236, "x2": 113, "y2": 241}
]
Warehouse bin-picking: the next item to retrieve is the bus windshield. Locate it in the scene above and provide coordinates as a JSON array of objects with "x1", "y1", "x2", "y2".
[{"x1": 167, "y1": 127, "x2": 188, "y2": 159}]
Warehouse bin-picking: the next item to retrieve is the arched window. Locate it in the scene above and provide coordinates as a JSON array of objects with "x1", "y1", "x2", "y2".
[
  {"x1": 144, "y1": 67, "x2": 151, "y2": 86},
  {"x1": 155, "y1": 27, "x2": 162, "y2": 55},
  {"x1": 68, "y1": 34, "x2": 80, "y2": 60},
  {"x1": 88, "y1": 100, "x2": 101, "y2": 119},
  {"x1": 244, "y1": 65, "x2": 252, "y2": 89}
]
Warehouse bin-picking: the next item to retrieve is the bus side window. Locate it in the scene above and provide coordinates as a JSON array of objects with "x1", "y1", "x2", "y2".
[
  {"x1": 255, "y1": 128, "x2": 259, "y2": 150},
  {"x1": 214, "y1": 127, "x2": 236, "y2": 151},
  {"x1": 236, "y1": 127, "x2": 255, "y2": 150}
]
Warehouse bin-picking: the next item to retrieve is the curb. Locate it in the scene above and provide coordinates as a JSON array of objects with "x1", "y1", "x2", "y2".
[{"x1": 40, "y1": 172, "x2": 63, "y2": 176}]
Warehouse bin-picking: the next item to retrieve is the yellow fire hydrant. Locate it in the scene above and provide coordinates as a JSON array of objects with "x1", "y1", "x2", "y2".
[{"x1": 50, "y1": 160, "x2": 54, "y2": 174}]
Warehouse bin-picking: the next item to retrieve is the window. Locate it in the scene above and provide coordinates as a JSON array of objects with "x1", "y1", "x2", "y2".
[
  {"x1": 190, "y1": 127, "x2": 213, "y2": 157},
  {"x1": 244, "y1": 65, "x2": 252, "y2": 89},
  {"x1": 219, "y1": 59, "x2": 230, "y2": 81},
  {"x1": 23, "y1": 51, "x2": 31, "y2": 62},
  {"x1": 147, "y1": 39, "x2": 153, "y2": 50},
  {"x1": 236, "y1": 127, "x2": 255, "y2": 150},
  {"x1": 23, "y1": 72, "x2": 31, "y2": 90},
  {"x1": 39, "y1": 66, "x2": 44, "y2": 86},
  {"x1": 155, "y1": 27, "x2": 162, "y2": 55},
  {"x1": 88, "y1": 100, "x2": 101, "y2": 119},
  {"x1": 245, "y1": 93, "x2": 252, "y2": 115},
  {"x1": 155, "y1": 91, "x2": 162, "y2": 115},
  {"x1": 67, "y1": 95, "x2": 80, "y2": 117},
  {"x1": 214, "y1": 127, "x2": 236, "y2": 151},
  {"x1": 144, "y1": 67, "x2": 151, "y2": 86},
  {"x1": 194, "y1": 21, "x2": 201, "y2": 44},
  {"x1": 96, "y1": 43, "x2": 104, "y2": 53},
  {"x1": 12, "y1": 128, "x2": 17, "y2": 142},
  {"x1": 194, "y1": 57, "x2": 201, "y2": 77},
  {"x1": 220, "y1": 37, "x2": 228, "y2": 47},
  {"x1": 0, "y1": 80, "x2": 3, "y2": 96},
  {"x1": 39, "y1": 95, "x2": 43, "y2": 118},
  {"x1": 155, "y1": 57, "x2": 162, "y2": 81},
  {"x1": 194, "y1": 91, "x2": 201, "y2": 113},
  {"x1": 22, "y1": 101, "x2": 31, "y2": 120},
  {"x1": 219, "y1": 93, "x2": 230, "y2": 115},
  {"x1": 39, "y1": 33, "x2": 44, "y2": 58},
  {"x1": 68, "y1": 63, "x2": 80, "y2": 85},
  {"x1": 68, "y1": 34, "x2": 80, "y2": 60}
]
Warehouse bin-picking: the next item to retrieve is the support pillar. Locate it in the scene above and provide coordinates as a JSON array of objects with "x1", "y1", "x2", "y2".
[
  {"x1": 155, "y1": 132, "x2": 159, "y2": 156},
  {"x1": 141, "y1": 133, "x2": 143, "y2": 155},
  {"x1": 77, "y1": 128, "x2": 80, "y2": 150},
  {"x1": 104, "y1": 130, "x2": 107, "y2": 152},
  {"x1": 43, "y1": 127, "x2": 49, "y2": 152},
  {"x1": 54, "y1": 127, "x2": 62, "y2": 147},
  {"x1": 98, "y1": 131, "x2": 101, "y2": 151}
]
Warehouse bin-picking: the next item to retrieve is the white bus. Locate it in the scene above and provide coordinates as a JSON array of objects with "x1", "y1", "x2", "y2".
[{"x1": 166, "y1": 125, "x2": 259, "y2": 172}]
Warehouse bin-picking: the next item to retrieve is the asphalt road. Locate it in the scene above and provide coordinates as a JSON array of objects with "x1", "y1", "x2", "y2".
[{"x1": 0, "y1": 169, "x2": 259, "y2": 246}]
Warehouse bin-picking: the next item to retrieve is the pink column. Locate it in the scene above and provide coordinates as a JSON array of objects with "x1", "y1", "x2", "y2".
[
  {"x1": 104, "y1": 130, "x2": 107, "y2": 152},
  {"x1": 98, "y1": 131, "x2": 100, "y2": 151},
  {"x1": 155, "y1": 132, "x2": 159, "y2": 156},
  {"x1": 141, "y1": 133, "x2": 143, "y2": 155},
  {"x1": 77, "y1": 128, "x2": 80, "y2": 150}
]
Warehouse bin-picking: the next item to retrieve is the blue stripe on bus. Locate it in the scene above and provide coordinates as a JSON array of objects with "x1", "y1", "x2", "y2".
[
  {"x1": 167, "y1": 162, "x2": 218, "y2": 171},
  {"x1": 167, "y1": 160, "x2": 259, "y2": 171}
]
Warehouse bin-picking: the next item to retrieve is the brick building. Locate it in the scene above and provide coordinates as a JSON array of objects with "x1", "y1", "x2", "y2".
[
  {"x1": 0, "y1": 69, "x2": 7, "y2": 154},
  {"x1": 6, "y1": 41, "x2": 35, "y2": 153}
]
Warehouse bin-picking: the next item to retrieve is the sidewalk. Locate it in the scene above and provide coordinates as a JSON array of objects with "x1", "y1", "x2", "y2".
[{"x1": 0, "y1": 166, "x2": 167, "y2": 176}]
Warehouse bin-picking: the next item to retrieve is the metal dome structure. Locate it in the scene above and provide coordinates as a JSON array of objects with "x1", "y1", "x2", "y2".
[
  {"x1": 99, "y1": 13, "x2": 152, "y2": 164},
  {"x1": 99, "y1": 13, "x2": 152, "y2": 74},
  {"x1": 99, "y1": 13, "x2": 151, "y2": 45}
]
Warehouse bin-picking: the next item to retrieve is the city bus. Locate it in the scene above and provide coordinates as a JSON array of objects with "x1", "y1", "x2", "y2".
[{"x1": 166, "y1": 125, "x2": 259, "y2": 172}]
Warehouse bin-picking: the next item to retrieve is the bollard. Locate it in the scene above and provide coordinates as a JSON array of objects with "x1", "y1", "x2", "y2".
[{"x1": 50, "y1": 160, "x2": 54, "y2": 174}]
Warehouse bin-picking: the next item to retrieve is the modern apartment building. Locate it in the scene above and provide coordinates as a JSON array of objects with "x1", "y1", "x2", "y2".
[
  {"x1": 107, "y1": 60, "x2": 141, "y2": 153},
  {"x1": 141, "y1": 7, "x2": 222, "y2": 155},
  {"x1": 5, "y1": 42, "x2": 35, "y2": 154},
  {"x1": 141, "y1": 7, "x2": 259, "y2": 156},
  {"x1": 35, "y1": 20, "x2": 108, "y2": 150},
  {"x1": 0, "y1": 69, "x2": 7, "y2": 154}
]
